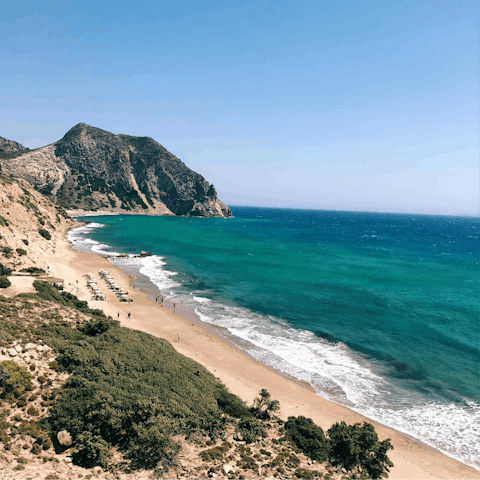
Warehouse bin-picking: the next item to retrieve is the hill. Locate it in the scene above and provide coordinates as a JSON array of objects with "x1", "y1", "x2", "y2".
[
  {"x1": 0, "y1": 124, "x2": 231, "y2": 217},
  {"x1": 0, "y1": 173, "x2": 73, "y2": 273}
]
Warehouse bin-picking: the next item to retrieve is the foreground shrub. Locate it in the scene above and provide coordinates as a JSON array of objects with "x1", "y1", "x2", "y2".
[
  {"x1": 20, "y1": 267, "x2": 45, "y2": 274},
  {"x1": 16, "y1": 248, "x2": 27, "y2": 256},
  {"x1": 0, "y1": 263, "x2": 12, "y2": 276},
  {"x1": 47, "y1": 322, "x2": 234, "y2": 472},
  {"x1": 72, "y1": 431, "x2": 110, "y2": 469},
  {"x1": 327, "y1": 421, "x2": 393, "y2": 479},
  {"x1": 285, "y1": 416, "x2": 329, "y2": 462},
  {"x1": 251, "y1": 388, "x2": 280, "y2": 419},
  {"x1": 38, "y1": 229, "x2": 51, "y2": 240},
  {"x1": 215, "y1": 389, "x2": 252, "y2": 419},
  {"x1": 0, "y1": 360, "x2": 33, "y2": 396},
  {"x1": 236, "y1": 417, "x2": 266, "y2": 444},
  {"x1": 0, "y1": 276, "x2": 11, "y2": 288}
]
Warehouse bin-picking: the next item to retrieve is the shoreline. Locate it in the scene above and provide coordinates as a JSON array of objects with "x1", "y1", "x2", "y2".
[{"x1": 32, "y1": 222, "x2": 480, "y2": 479}]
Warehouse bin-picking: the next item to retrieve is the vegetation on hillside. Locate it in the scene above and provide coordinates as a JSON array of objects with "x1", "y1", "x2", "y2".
[{"x1": 0, "y1": 283, "x2": 394, "y2": 478}]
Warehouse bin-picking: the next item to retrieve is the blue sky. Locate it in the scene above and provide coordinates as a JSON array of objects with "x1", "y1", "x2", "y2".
[{"x1": 1, "y1": 0, "x2": 478, "y2": 215}]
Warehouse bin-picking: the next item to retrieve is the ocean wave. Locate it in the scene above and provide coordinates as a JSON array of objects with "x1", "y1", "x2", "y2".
[
  {"x1": 67, "y1": 223, "x2": 121, "y2": 255},
  {"x1": 194, "y1": 300, "x2": 480, "y2": 469}
]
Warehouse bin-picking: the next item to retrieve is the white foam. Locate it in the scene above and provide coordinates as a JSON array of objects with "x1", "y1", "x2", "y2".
[
  {"x1": 194, "y1": 301, "x2": 480, "y2": 470},
  {"x1": 138, "y1": 255, "x2": 181, "y2": 293}
]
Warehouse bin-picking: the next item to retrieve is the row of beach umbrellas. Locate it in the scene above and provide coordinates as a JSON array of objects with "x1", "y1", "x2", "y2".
[
  {"x1": 83, "y1": 273, "x2": 105, "y2": 300},
  {"x1": 98, "y1": 269, "x2": 130, "y2": 302}
]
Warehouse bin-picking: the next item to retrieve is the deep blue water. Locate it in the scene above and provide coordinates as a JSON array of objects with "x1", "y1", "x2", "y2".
[{"x1": 69, "y1": 207, "x2": 480, "y2": 468}]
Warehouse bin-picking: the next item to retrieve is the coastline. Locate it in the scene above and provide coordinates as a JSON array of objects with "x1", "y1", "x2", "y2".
[{"x1": 31, "y1": 222, "x2": 480, "y2": 479}]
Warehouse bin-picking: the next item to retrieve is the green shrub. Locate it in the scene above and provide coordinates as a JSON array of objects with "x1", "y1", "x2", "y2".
[
  {"x1": 47, "y1": 322, "x2": 237, "y2": 473},
  {"x1": 0, "y1": 263, "x2": 12, "y2": 276},
  {"x1": 22, "y1": 239, "x2": 29, "y2": 246},
  {"x1": 215, "y1": 389, "x2": 252, "y2": 419},
  {"x1": 0, "y1": 247, "x2": 13, "y2": 258},
  {"x1": 72, "y1": 431, "x2": 111, "y2": 469},
  {"x1": 251, "y1": 388, "x2": 280, "y2": 419},
  {"x1": 27, "y1": 406, "x2": 39, "y2": 416},
  {"x1": 16, "y1": 248, "x2": 27, "y2": 256},
  {"x1": 31, "y1": 443, "x2": 42, "y2": 455},
  {"x1": 0, "y1": 276, "x2": 11, "y2": 288},
  {"x1": 20, "y1": 267, "x2": 45, "y2": 274},
  {"x1": 38, "y1": 229, "x2": 51, "y2": 240},
  {"x1": 0, "y1": 216, "x2": 9, "y2": 227},
  {"x1": 199, "y1": 443, "x2": 231, "y2": 462},
  {"x1": 295, "y1": 468, "x2": 314, "y2": 479},
  {"x1": 327, "y1": 422, "x2": 394, "y2": 479},
  {"x1": 285, "y1": 416, "x2": 329, "y2": 462},
  {"x1": 0, "y1": 360, "x2": 33, "y2": 396},
  {"x1": 236, "y1": 417, "x2": 266, "y2": 444}
]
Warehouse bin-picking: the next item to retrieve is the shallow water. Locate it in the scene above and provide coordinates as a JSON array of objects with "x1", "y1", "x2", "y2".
[{"x1": 69, "y1": 207, "x2": 480, "y2": 469}]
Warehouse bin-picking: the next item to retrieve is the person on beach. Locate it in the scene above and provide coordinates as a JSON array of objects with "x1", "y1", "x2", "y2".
[
  {"x1": 173, "y1": 303, "x2": 176, "y2": 313},
  {"x1": 177, "y1": 334, "x2": 180, "y2": 342},
  {"x1": 127, "y1": 312, "x2": 131, "y2": 321},
  {"x1": 117, "y1": 312, "x2": 120, "y2": 318}
]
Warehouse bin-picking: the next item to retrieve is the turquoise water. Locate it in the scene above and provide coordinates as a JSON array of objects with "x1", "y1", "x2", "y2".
[{"x1": 69, "y1": 207, "x2": 480, "y2": 468}]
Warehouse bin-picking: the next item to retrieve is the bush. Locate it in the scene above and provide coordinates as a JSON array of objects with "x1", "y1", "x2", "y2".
[
  {"x1": 251, "y1": 389, "x2": 280, "y2": 420},
  {"x1": 16, "y1": 248, "x2": 27, "y2": 256},
  {"x1": 327, "y1": 422, "x2": 394, "y2": 479},
  {"x1": 285, "y1": 416, "x2": 329, "y2": 462},
  {"x1": 0, "y1": 263, "x2": 12, "y2": 276},
  {"x1": 215, "y1": 389, "x2": 252, "y2": 419},
  {"x1": 72, "y1": 431, "x2": 111, "y2": 469},
  {"x1": 1, "y1": 247, "x2": 13, "y2": 258},
  {"x1": 27, "y1": 406, "x2": 39, "y2": 416},
  {"x1": 38, "y1": 229, "x2": 51, "y2": 240},
  {"x1": 0, "y1": 276, "x2": 11, "y2": 288},
  {"x1": 236, "y1": 417, "x2": 266, "y2": 444},
  {"x1": 47, "y1": 323, "x2": 236, "y2": 473},
  {"x1": 31, "y1": 443, "x2": 42, "y2": 455},
  {"x1": 0, "y1": 360, "x2": 33, "y2": 396},
  {"x1": 22, "y1": 239, "x2": 29, "y2": 245},
  {"x1": 20, "y1": 267, "x2": 45, "y2": 274}
]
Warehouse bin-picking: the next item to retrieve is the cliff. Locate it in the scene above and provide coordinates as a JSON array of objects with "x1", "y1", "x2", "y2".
[{"x1": 0, "y1": 124, "x2": 231, "y2": 217}]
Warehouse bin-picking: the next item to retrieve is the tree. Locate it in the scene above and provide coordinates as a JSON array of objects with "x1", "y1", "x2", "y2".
[
  {"x1": 0, "y1": 276, "x2": 11, "y2": 288},
  {"x1": 327, "y1": 421, "x2": 394, "y2": 479},
  {"x1": 285, "y1": 416, "x2": 329, "y2": 462},
  {"x1": 251, "y1": 388, "x2": 280, "y2": 419}
]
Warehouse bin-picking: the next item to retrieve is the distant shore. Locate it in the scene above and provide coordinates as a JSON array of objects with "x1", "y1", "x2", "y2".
[{"x1": 20, "y1": 220, "x2": 480, "y2": 480}]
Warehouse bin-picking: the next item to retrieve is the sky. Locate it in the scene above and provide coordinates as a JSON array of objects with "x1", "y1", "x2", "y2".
[{"x1": 1, "y1": 0, "x2": 478, "y2": 216}]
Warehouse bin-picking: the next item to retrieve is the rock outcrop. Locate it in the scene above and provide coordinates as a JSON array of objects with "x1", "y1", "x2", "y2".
[
  {"x1": 0, "y1": 123, "x2": 231, "y2": 217},
  {"x1": 0, "y1": 136, "x2": 28, "y2": 154}
]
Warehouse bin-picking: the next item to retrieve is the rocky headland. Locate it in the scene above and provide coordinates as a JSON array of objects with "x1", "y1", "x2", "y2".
[{"x1": 0, "y1": 124, "x2": 231, "y2": 217}]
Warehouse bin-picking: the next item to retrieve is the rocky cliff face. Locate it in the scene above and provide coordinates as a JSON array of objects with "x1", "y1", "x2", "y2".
[
  {"x1": 0, "y1": 124, "x2": 232, "y2": 217},
  {"x1": 0, "y1": 136, "x2": 28, "y2": 154}
]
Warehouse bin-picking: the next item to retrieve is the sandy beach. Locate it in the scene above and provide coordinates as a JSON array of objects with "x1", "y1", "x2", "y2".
[{"x1": 9, "y1": 222, "x2": 477, "y2": 480}]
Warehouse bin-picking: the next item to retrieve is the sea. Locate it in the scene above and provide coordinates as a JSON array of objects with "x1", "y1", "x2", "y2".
[{"x1": 67, "y1": 206, "x2": 480, "y2": 469}]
